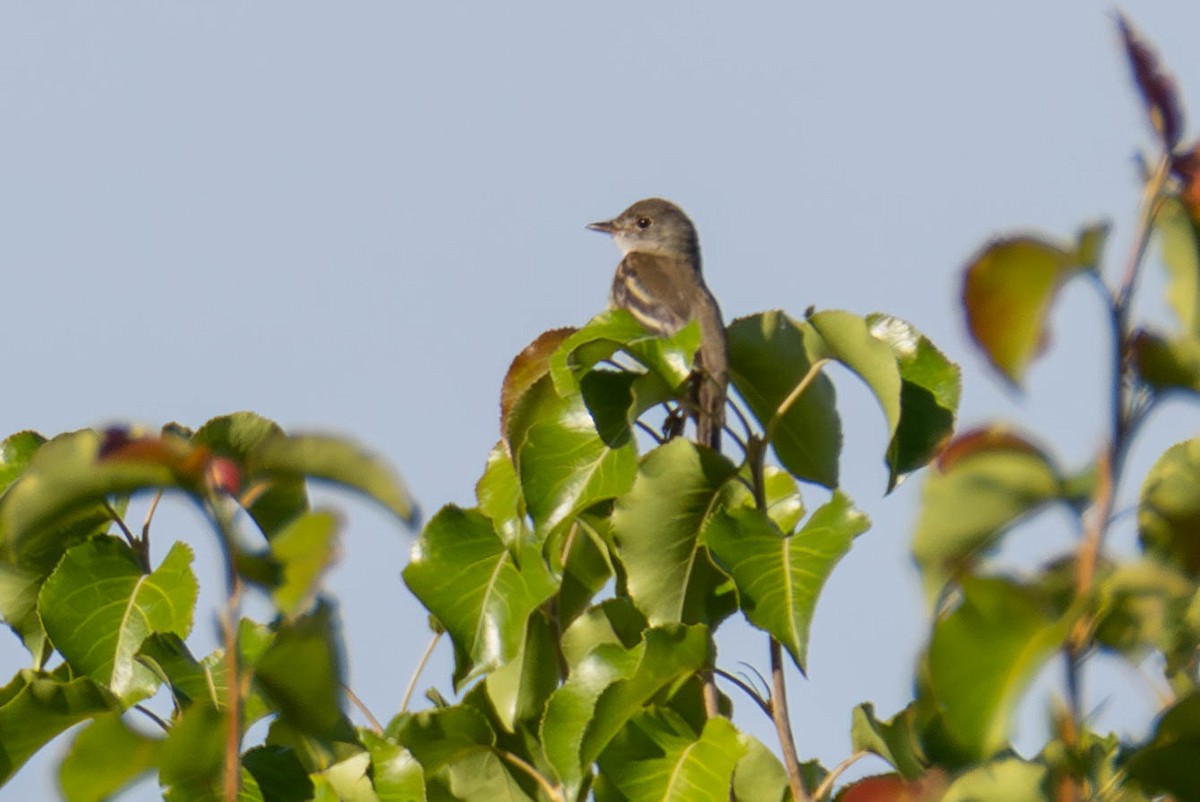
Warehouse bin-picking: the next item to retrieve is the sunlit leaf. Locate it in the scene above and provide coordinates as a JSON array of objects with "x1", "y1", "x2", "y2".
[
  {"x1": 728, "y1": 311, "x2": 841, "y2": 487},
  {"x1": 476, "y1": 441, "x2": 526, "y2": 549},
  {"x1": 927, "y1": 577, "x2": 1072, "y2": 760},
  {"x1": 867, "y1": 314, "x2": 961, "y2": 489},
  {"x1": 359, "y1": 731, "x2": 426, "y2": 802},
  {"x1": 437, "y1": 748, "x2": 532, "y2": 802},
  {"x1": 962, "y1": 235, "x2": 1090, "y2": 385},
  {"x1": 517, "y1": 381, "x2": 638, "y2": 535},
  {"x1": 1139, "y1": 437, "x2": 1200, "y2": 575},
  {"x1": 808, "y1": 309, "x2": 901, "y2": 441},
  {"x1": 39, "y1": 538, "x2": 197, "y2": 704},
  {"x1": 403, "y1": 506, "x2": 557, "y2": 684},
  {"x1": 612, "y1": 439, "x2": 738, "y2": 626},
  {"x1": 730, "y1": 733, "x2": 792, "y2": 802},
  {"x1": 595, "y1": 712, "x2": 744, "y2": 802},
  {"x1": 550, "y1": 310, "x2": 698, "y2": 398},
  {"x1": 560, "y1": 598, "x2": 647, "y2": 670},
  {"x1": 485, "y1": 611, "x2": 559, "y2": 731},
  {"x1": 542, "y1": 625, "x2": 708, "y2": 795},
  {"x1": 705, "y1": 493, "x2": 868, "y2": 671},
  {"x1": 388, "y1": 704, "x2": 495, "y2": 772}
]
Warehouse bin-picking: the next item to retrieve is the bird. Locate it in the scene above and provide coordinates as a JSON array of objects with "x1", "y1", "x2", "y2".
[{"x1": 587, "y1": 198, "x2": 728, "y2": 450}]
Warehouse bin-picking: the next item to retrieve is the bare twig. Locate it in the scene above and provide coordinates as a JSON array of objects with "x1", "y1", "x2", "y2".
[
  {"x1": 770, "y1": 638, "x2": 809, "y2": 802},
  {"x1": 343, "y1": 684, "x2": 383, "y2": 734},
  {"x1": 400, "y1": 632, "x2": 442, "y2": 713},
  {"x1": 498, "y1": 749, "x2": 565, "y2": 802}
]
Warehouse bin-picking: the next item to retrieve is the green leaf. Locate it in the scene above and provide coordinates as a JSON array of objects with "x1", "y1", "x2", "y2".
[
  {"x1": 359, "y1": 731, "x2": 427, "y2": 802},
  {"x1": 962, "y1": 235, "x2": 1089, "y2": 385},
  {"x1": 867, "y1": 314, "x2": 961, "y2": 489},
  {"x1": 1139, "y1": 437, "x2": 1200, "y2": 575},
  {"x1": 485, "y1": 611, "x2": 559, "y2": 731},
  {"x1": 388, "y1": 704, "x2": 495, "y2": 772},
  {"x1": 550, "y1": 310, "x2": 698, "y2": 397},
  {"x1": 476, "y1": 441, "x2": 526, "y2": 549},
  {"x1": 808, "y1": 309, "x2": 902, "y2": 442},
  {"x1": 850, "y1": 702, "x2": 925, "y2": 779},
  {"x1": 0, "y1": 430, "x2": 177, "y2": 570},
  {"x1": 595, "y1": 712, "x2": 745, "y2": 802},
  {"x1": 728, "y1": 311, "x2": 841, "y2": 488},
  {"x1": 1092, "y1": 558, "x2": 1196, "y2": 666},
  {"x1": 542, "y1": 625, "x2": 709, "y2": 795},
  {"x1": 0, "y1": 562, "x2": 52, "y2": 665},
  {"x1": 312, "y1": 752, "x2": 377, "y2": 802},
  {"x1": 940, "y1": 757, "x2": 1049, "y2": 802},
  {"x1": 927, "y1": 577, "x2": 1072, "y2": 760},
  {"x1": 194, "y1": 413, "x2": 309, "y2": 538},
  {"x1": 612, "y1": 439, "x2": 738, "y2": 626},
  {"x1": 0, "y1": 431, "x2": 46, "y2": 496},
  {"x1": 1125, "y1": 691, "x2": 1200, "y2": 800},
  {"x1": 705, "y1": 493, "x2": 868, "y2": 671},
  {"x1": 560, "y1": 598, "x2": 648, "y2": 669},
  {"x1": 730, "y1": 733, "x2": 792, "y2": 802},
  {"x1": 255, "y1": 600, "x2": 345, "y2": 739},
  {"x1": 159, "y1": 702, "x2": 225, "y2": 796},
  {"x1": 1156, "y1": 196, "x2": 1200, "y2": 335},
  {"x1": 557, "y1": 511, "x2": 615, "y2": 627},
  {"x1": 39, "y1": 538, "x2": 197, "y2": 704},
  {"x1": 0, "y1": 669, "x2": 116, "y2": 786},
  {"x1": 912, "y1": 427, "x2": 1062, "y2": 599},
  {"x1": 403, "y1": 506, "x2": 557, "y2": 684},
  {"x1": 269, "y1": 510, "x2": 340, "y2": 619},
  {"x1": 248, "y1": 433, "x2": 416, "y2": 525},
  {"x1": 1131, "y1": 329, "x2": 1200, "y2": 394},
  {"x1": 517, "y1": 380, "x2": 638, "y2": 535},
  {"x1": 241, "y1": 745, "x2": 314, "y2": 802},
  {"x1": 59, "y1": 713, "x2": 163, "y2": 802},
  {"x1": 436, "y1": 748, "x2": 533, "y2": 802}
]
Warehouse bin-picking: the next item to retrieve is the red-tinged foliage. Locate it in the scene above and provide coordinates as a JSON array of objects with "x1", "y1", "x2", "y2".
[
  {"x1": 499, "y1": 326, "x2": 576, "y2": 449},
  {"x1": 935, "y1": 425, "x2": 1049, "y2": 472},
  {"x1": 1117, "y1": 12, "x2": 1185, "y2": 152},
  {"x1": 836, "y1": 770, "x2": 949, "y2": 802}
]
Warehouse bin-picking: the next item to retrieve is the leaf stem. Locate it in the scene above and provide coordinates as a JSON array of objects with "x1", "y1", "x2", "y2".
[
  {"x1": 208, "y1": 497, "x2": 244, "y2": 802},
  {"x1": 711, "y1": 666, "x2": 772, "y2": 717},
  {"x1": 812, "y1": 750, "x2": 868, "y2": 801},
  {"x1": 497, "y1": 749, "x2": 564, "y2": 802}
]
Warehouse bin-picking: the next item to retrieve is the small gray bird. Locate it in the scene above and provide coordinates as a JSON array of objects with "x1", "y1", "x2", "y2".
[{"x1": 588, "y1": 198, "x2": 728, "y2": 450}]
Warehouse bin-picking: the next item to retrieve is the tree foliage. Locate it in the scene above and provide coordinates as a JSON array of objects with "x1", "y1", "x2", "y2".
[{"x1": 0, "y1": 12, "x2": 1199, "y2": 802}]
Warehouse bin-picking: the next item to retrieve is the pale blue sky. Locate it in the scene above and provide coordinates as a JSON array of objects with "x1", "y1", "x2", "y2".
[{"x1": 3, "y1": 2, "x2": 1199, "y2": 799}]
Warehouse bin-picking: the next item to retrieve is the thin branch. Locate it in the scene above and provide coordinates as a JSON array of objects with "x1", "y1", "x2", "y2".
[
  {"x1": 133, "y1": 704, "x2": 171, "y2": 734},
  {"x1": 712, "y1": 666, "x2": 772, "y2": 718},
  {"x1": 497, "y1": 749, "x2": 564, "y2": 802},
  {"x1": 770, "y1": 638, "x2": 809, "y2": 802},
  {"x1": 634, "y1": 419, "x2": 667, "y2": 444},
  {"x1": 726, "y1": 392, "x2": 755, "y2": 444},
  {"x1": 105, "y1": 500, "x2": 139, "y2": 550},
  {"x1": 812, "y1": 750, "x2": 869, "y2": 801},
  {"x1": 400, "y1": 632, "x2": 442, "y2": 713},
  {"x1": 207, "y1": 497, "x2": 245, "y2": 802},
  {"x1": 343, "y1": 684, "x2": 383, "y2": 734}
]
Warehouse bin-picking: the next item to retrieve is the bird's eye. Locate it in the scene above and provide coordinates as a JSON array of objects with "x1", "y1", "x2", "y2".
[{"x1": 636, "y1": 217, "x2": 652, "y2": 229}]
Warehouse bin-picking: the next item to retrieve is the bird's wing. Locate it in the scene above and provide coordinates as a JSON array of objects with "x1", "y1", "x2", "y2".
[{"x1": 610, "y1": 252, "x2": 695, "y2": 335}]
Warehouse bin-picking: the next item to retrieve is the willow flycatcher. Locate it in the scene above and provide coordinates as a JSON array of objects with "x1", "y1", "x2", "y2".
[{"x1": 588, "y1": 198, "x2": 728, "y2": 450}]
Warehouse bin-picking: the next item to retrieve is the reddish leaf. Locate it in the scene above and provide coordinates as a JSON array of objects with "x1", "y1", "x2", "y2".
[
  {"x1": 961, "y1": 236, "x2": 1084, "y2": 385},
  {"x1": 936, "y1": 426, "x2": 1051, "y2": 472},
  {"x1": 836, "y1": 770, "x2": 948, "y2": 802},
  {"x1": 499, "y1": 327, "x2": 576, "y2": 451},
  {"x1": 1117, "y1": 13, "x2": 1185, "y2": 152}
]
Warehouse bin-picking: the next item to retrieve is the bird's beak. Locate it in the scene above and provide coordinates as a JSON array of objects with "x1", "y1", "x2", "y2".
[{"x1": 587, "y1": 220, "x2": 615, "y2": 234}]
